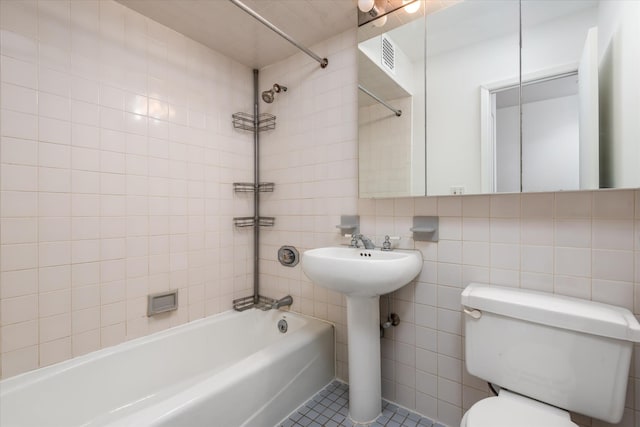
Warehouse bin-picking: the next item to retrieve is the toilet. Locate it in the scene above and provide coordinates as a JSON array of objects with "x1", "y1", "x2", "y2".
[{"x1": 460, "y1": 283, "x2": 640, "y2": 427}]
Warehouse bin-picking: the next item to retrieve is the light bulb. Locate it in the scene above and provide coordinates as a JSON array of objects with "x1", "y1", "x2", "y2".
[
  {"x1": 403, "y1": 0, "x2": 420, "y2": 14},
  {"x1": 372, "y1": 14, "x2": 387, "y2": 27},
  {"x1": 358, "y1": 0, "x2": 375, "y2": 13}
]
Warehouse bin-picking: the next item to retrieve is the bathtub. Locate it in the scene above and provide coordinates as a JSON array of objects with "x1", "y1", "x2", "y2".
[{"x1": 0, "y1": 309, "x2": 334, "y2": 427}]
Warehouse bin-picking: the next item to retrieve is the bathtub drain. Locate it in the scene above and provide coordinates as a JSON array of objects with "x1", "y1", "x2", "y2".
[{"x1": 278, "y1": 319, "x2": 288, "y2": 333}]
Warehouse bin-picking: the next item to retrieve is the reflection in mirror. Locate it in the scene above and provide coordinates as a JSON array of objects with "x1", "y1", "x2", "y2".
[
  {"x1": 358, "y1": 0, "x2": 639, "y2": 198},
  {"x1": 520, "y1": 0, "x2": 640, "y2": 192},
  {"x1": 480, "y1": 0, "x2": 640, "y2": 195},
  {"x1": 512, "y1": 1, "x2": 603, "y2": 193},
  {"x1": 357, "y1": 2, "x2": 426, "y2": 198},
  {"x1": 495, "y1": 74, "x2": 581, "y2": 193},
  {"x1": 425, "y1": 0, "x2": 520, "y2": 196}
]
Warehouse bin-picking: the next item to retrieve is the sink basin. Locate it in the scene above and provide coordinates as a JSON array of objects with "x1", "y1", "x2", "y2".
[{"x1": 301, "y1": 247, "x2": 422, "y2": 297}]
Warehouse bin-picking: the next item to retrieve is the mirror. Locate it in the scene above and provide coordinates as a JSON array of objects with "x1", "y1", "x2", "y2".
[
  {"x1": 357, "y1": 1, "x2": 427, "y2": 198},
  {"x1": 357, "y1": 0, "x2": 640, "y2": 198}
]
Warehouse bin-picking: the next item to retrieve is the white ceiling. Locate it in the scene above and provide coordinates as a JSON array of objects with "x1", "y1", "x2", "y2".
[{"x1": 116, "y1": 0, "x2": 358, "y2": 69}]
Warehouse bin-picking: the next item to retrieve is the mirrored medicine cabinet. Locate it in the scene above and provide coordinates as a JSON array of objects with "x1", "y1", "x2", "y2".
[{"x1": 357, "y1": 0, "x2": 640, "y2": 198}]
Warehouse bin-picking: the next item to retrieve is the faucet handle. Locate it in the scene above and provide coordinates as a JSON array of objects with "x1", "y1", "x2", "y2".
[
  {"x1": 349, "y1": 233, "x2": 361, "y2": 248},
  {"x1": 381, "y1": 235, "x2": 400, "y2": 251}
]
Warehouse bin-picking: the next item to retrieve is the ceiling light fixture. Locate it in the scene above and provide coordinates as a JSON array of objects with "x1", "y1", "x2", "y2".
[
  {"x1": 372, "y1": 15, "x2": 387, "y2": 27},
  {"x1": 403, "y1": 0, "x2": 420, "y2": 14},
  {"x1": 358, "y1": 0, "x2": 375, "y2": 13}
]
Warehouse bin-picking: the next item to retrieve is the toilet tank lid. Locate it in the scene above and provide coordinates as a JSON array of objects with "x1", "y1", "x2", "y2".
[{"x1": 461, "y1": 283, "x2": 640, "y2": 342}]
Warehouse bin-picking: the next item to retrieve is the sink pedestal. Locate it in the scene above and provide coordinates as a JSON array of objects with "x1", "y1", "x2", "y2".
[{"x1": 346, "y1": 295, "x2": 382, "y2": 423}]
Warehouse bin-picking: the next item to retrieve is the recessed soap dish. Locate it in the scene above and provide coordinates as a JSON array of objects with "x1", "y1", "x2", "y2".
[
  {"x1": 411, "y1": 216, "x2": 439, "y2": 242},
  {"x1": 336, "y1": 215, "x2": 359, "y2": 236},
  {"x1": 147, "y1": 290, "x2": 178, "y2": 316}
]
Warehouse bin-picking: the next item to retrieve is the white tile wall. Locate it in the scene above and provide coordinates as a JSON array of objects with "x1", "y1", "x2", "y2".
[
  {"x1": 0, "y1": 0, "x2": 254, "y2": 378},
  {"x1": 2, "y1": 3, "x2": 640, "y2": 427}
]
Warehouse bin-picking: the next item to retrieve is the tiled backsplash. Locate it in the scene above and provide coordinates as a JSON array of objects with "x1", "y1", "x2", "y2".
[
  {"x1": 2, "y1": 2, "x2": 640, "y2": 427},
  {"x1": 1, "y1": 0, "x2": 254, "y2": 377}
]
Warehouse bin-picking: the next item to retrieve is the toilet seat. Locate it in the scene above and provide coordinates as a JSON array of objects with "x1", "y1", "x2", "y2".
[{"x1": 462, "y1": 390, "x2": 577, "y2": 427}]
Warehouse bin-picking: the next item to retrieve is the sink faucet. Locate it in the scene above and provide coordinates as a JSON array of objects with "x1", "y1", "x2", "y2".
[{"x1": 350, "y1": 233, "x2": 376, "y2": 249}]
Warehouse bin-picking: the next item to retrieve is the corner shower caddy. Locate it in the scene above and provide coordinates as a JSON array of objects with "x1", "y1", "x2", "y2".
[
  {"x1": 231, "y1": 86, "x2": 278, "y2": 311},
  {"x1": 231, "y1": 110, "x2": 277, "y2": 232}
]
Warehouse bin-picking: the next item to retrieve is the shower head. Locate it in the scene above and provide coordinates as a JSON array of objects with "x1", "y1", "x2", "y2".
[
  {"x1": 261, "y1": 83, "x2": 287, "y2": 104},
  {"x1": 262, "y1": 90, "x2": 274, "y2": 103}
]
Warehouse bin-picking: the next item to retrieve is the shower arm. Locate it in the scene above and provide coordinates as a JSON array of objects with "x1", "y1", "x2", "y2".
[{"x1": 228, "y1": 0, "x2": 328, "y2": 69}]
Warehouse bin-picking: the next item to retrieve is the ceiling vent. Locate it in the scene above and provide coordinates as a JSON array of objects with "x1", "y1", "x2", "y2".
[{"x1": 381, "y1": 35, "x2": 396, "y2": 74}]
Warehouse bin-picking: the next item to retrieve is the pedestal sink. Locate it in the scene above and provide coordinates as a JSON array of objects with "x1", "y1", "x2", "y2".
[{"x1": 301, "y1": 247, "x2": 422, "y2": 423}]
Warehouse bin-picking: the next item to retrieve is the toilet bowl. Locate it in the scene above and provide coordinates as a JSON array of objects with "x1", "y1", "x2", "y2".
[{"x1": 460, "y1": 390, "x2": 577, "y2": 427}]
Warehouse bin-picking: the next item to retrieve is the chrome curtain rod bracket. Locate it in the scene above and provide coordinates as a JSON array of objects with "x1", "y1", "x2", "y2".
[
  {"x1": 358, "y1": 85, "x2": 402, "y2": 117},
  {"x1": 228, "y1": 0, "x2": 328, "y2": 69}
]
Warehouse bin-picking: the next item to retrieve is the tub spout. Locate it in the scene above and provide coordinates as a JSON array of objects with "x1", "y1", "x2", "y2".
[{"x1": 272, "y1": 295, "x2": 293, "y2": 310}]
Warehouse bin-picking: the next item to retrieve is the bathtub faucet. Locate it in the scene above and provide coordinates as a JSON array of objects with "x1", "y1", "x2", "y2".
[{"x1": 272, "y1": 295, "x2": 293, "y2": 310}]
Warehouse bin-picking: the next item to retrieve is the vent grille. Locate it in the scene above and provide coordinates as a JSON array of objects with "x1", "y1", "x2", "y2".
[{"x1": 382, "y1": 35, "x2": 395, "y2": 73}]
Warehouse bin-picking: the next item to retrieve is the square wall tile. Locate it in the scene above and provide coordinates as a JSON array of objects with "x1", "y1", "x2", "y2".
[
  {"x1": 555, "y1": 191, "x2": 591, "y2": 218},
  {"x1": 1, "y1": 294, "x2": 37, "y2": 325},
  {"x1": 438, "y1": 196, "x2": 462, "y2": 217},
  {"x1": 1, "y1": 269, "x2": 38, "y2": 299},
  {"x1": 554, "y1": 247, "x2": 591, "y2": 278},
  {"x1": 462, "y1": 242, "x2": 490, "y2": 267},
  {"x1": 462, "y1": 195, "x2": 490, "y2": 218},
  {"x1": 491, "y1": 243, "x2": 520, "y2": 270},
  {"x1": 490, "y1": 218, "x2": 520, "y2": 244},
  {"x1": 490, "y1": 194, "x2": 520, "y2": 218},
  {"x1": 593, "y1": 190, "x2": 634, "y2": 219},
  {"x1": 1, "y1": 137, "x2": 38, "y2": 166},
  {"x1": 1, "y1": 346, "x2": 39, "y2": 378},
  {"x1": 39, "y1": 337, "x2": 72, "y2": 367},
  {"x1": 1, "y1": 243, "x2": 38, "y2": 271},
  {"x1": 462, "y1": 218, "x2": 490, "y2": 242},
  {"x1": 592, "y1": 249, "x2": 634, "y2": 282},
  {"x1": 592, "y1": 220, "x2": 634, "y2": 251},
  {"x1": 521, "y1": 218, "x2": 553, "y2": 246},
  {"x1": 591, "y1": 279, "x2": 633, "y2": 311},
  {"x1": 415, "y1": 197, "x2": 438, "y2": 216},
  {"x1": 555, "y1": 219, "x2": 591, "y2": 248},
  {"x1": 1, "y1": 55, "x2": 37, "y2": 89},
  {"x1": 1, "y1": 217, "x2": 38, "y2": 244},
  {"x1": 1, "y1": 320, "x2": 38, "y2": 352},
  {"x1": 521, "y1": 245, "x2": 553, "y2": 274},
  {"x1": 521, "y1": 193, "x2": 553, "y2": 218},
  {"x1": 440, "y1": 217, "x2": 462, "y2": 241}
]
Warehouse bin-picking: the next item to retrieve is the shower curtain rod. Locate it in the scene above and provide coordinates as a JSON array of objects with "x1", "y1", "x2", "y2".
[
  {"x1": 228, "y1": 0, "x2": 328, "y2": 69},
  {"x1": 358, "y1": 85, "x2": 402, "y2": 117}
]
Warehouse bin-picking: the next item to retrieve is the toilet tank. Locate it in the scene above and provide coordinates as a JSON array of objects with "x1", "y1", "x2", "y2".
[{"x1": 461, "y1": 283, "x2": 640, "y2": 424}]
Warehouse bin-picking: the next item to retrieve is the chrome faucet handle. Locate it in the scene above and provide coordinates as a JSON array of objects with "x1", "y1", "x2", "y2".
[
  {"x1": 350, "y1": 233, "x2": 361, "y2": 248},
  {"x1": 381, "y1": 235, "x2": 400, "y2": 251},
  {"x1": 382, "y1": 235, "x2": 392, "y2": 251}
]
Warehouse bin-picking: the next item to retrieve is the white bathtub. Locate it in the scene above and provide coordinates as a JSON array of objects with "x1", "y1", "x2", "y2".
[{"x1": 0, "y1": 309, "x2": 334, "y2": 427}]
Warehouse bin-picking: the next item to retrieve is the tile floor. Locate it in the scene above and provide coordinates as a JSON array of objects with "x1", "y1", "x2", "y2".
[{"x1": 279, "y1": 381, "x2": 447, "y2": 427}]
